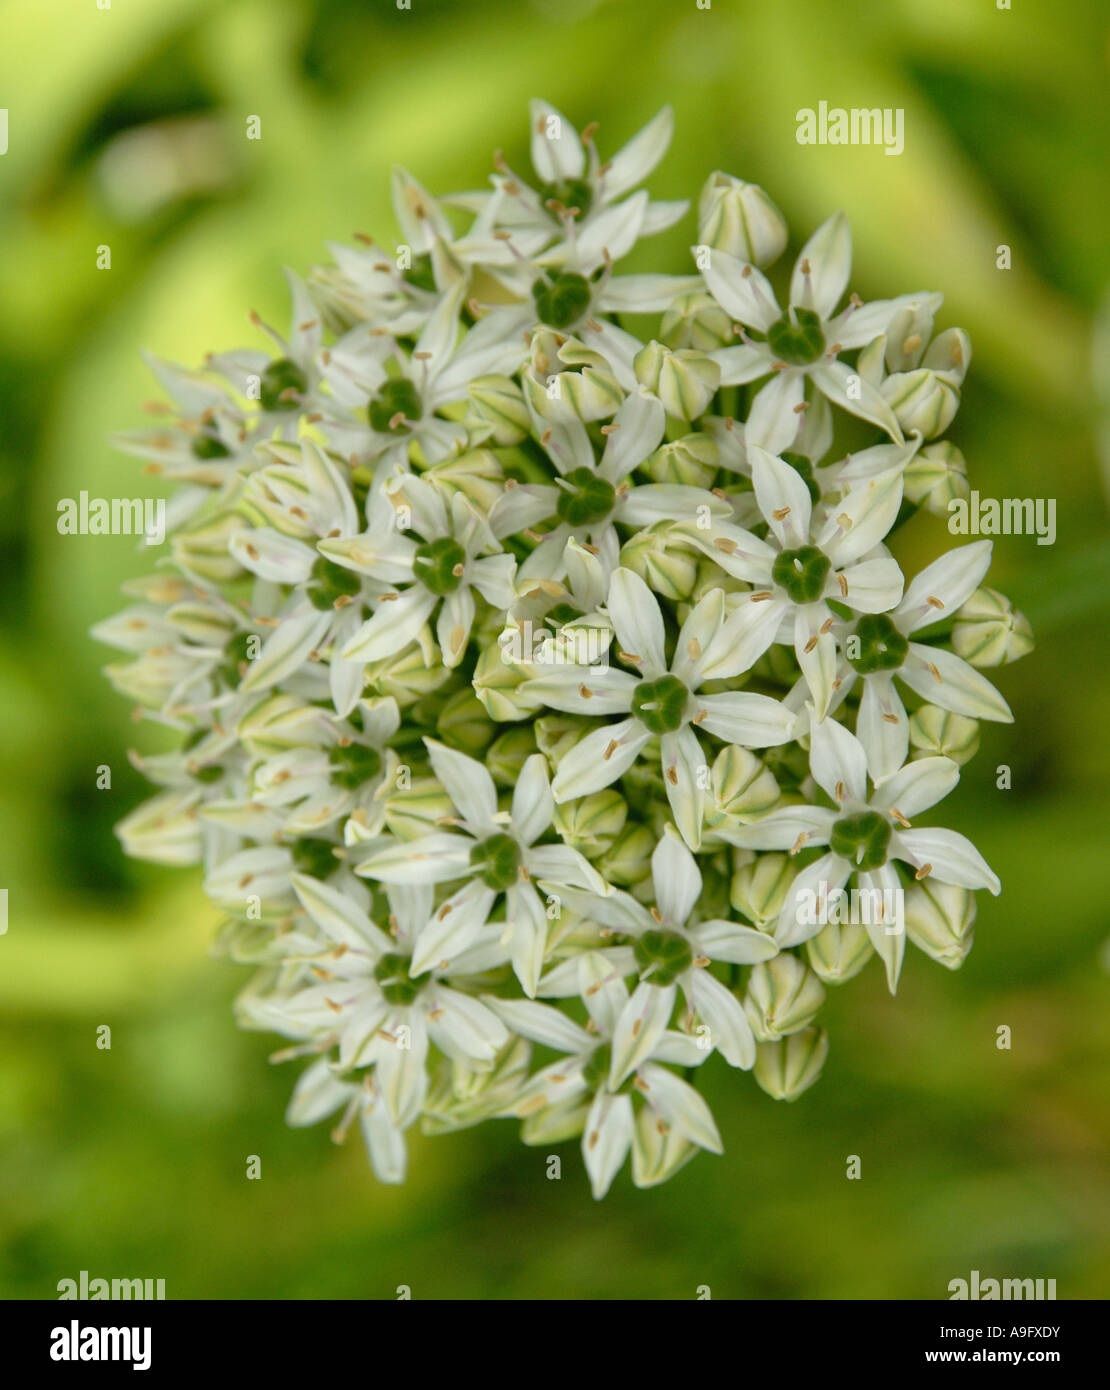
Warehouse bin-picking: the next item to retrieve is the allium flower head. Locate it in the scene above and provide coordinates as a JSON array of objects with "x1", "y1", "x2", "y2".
[{"x1": 98, "y1": 101, "x2": 1031, "y2": 1197}]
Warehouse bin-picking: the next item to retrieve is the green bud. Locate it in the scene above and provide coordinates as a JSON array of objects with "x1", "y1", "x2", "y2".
[
  {"x1": 467, "y1": 374, "x2": 530, "y2": 445},
  {"x1": 619, "y1": 524, "x2": 699, "y2": 601},
  {"x1": 633, "y1": 341, "x2": 721, "y2": 421},
  {"x1": 644, "y1": 432, "x2": 719, "y2": 487},
  {"x1": 597, "y1": 820, "x2": 657, "y2": 888},
  {"x1": 472, "y1": 641, "x2": 544, "y2": 721},
  {"x1": 486, "y1": 726, "x2": 539, "y2": 786},
  {"x1": 260, "y1": 358, "x2": 307, "y2": 412},
  {"x1": 697, "y1": 173, "x2": 788, "y2": 267},
  {"x1": 553, "y1": 788, "x2": 627, "y2": 857},
  {"x1": 744, "y1": 955, "x2": 826, "y2": 1041},
  {"x1": 422, "y1": 448, "x2": 505, "y2": 514},
  {"x1": 660, "y1": 291, "x2": 735, "y2": 352},
  {"x1": 524, "y1": 332, "x2": 623, "y2": 423},
  {"x1": 423, "y1": 1037, "x2": 533, "y2": 1135},
  {"x1": 171, "y1": 512, "x2": 249, "y2": 583},
  {"x1": 881, "y1": 368, "x2": 960, "y2": 439},
  {"x1": 383, "y1": 774, "x2": 455, "y2": 841},
  {"x1": 753, "y1": 1026, "x2": 829, "y2": 1101},
  {"x1": 437, "y1": 685, "x2": 495, "y2": 756},
  {"x1": 951, "y1": 588, "x2": 1034, "y2": 667},
  {"x1": 730, "y1": 851, "x2": 797, "y2": 930},
  {"x1": 631, "y1": 1104, "x2": 700, "y2": 1188},
  {"x1": 909, "y1": 704, "x2": 980, "y2": 765},
  {"x1": 239, "y1": 693, "x2": 334, "y2": 756},
  {"x1": 806, "y1": 920, "x2": 874, "y2": 983},
  {"x1": 703, "y1": 746, "x2": 780, "y2": 845},
  {"x1": 903, "y1": 441, "x2": 970, "y2": 518},
  {"x1": 363, "y1": 633, "x2": 453, "y2": 706},
  {"x1": 535, "y1": 713, "x2": 595, "y2": 766},
  {"x1": 904, "y1": 879, "x2": 976, "y2": 969}
]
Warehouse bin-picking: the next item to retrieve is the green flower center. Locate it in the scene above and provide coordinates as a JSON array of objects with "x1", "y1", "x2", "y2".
[
  {"x1": 413, "y1": 537, "x2": 466, "y2": 596},
  {"x1": 220, "y1": 630, "x2": 255, "y2": 687},
  {"x1": 191, "y1": 431, "x2": 230, "y2": 460},
  {"x1": 780, "y1": 450, "x2": 819, "y2": 505},
  {"x1": 540, "y1": 178, "x2": 593, "y2": 219},
  {"x1": 532, "y1": 273, "x2": 591, "y2": 330},
  {"x1": 374, "y1": 952, "x2": 427, "y2": 1005},
  {"x1": 327, "y1": 742, "x2": 382, "y2": 791},
  {"x1": 631, "y1": 674, "x2": 688, "y2": 734},
  {"x1": 634, "y1": 929, "x2": 693, "y2": 986},
  {"x1": 402, "y1": 254, "x2": 437, "y2": 293},
  {"x1": 771, "y1": 545, "x2": 831, "y2": 604},
  {"x1": 767, "y1": 308, "x2": 826, "y2": 366},
  {"x1": 260, "y1": 358, "x2": 308, "y2": 412},
  {"x1": 848, "y1": 614, "x2": 909, "y2": 674},
  {"x1": 469, "y1": 832, "x2": 521, "y2": 891},
  {"x1": 308, "y1": 555, "x2": 361, "y2": 611},
  {"x1": 292, "y1": 837, "x2": 338, "y2": 879},
  {"x1": 369, "y1": 379, "x2": 423, "y2": 433},
  {"x1": 556, "y1": 467, "x2": 616, "y2": 527},
  {"x1": 830, "y1": 811, "x2": 892, "y2": 870},
  {"x1": 580, "y1": 1042, "x2": 612, "y2": 1093}
]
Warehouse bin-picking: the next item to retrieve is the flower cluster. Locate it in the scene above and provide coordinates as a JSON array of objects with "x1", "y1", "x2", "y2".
[{"x1": 97, "y1": 102, "x2": 1033, "y2": 1197}]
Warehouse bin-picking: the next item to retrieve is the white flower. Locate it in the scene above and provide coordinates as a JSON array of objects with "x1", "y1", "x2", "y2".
[
  {"x1": 701, "y1": 213, "x2": 941, "y2": 450},
  {"x1": 524, "y1": 567, "x2": 796, "y2": 848},
  {"x1": 355, "y1": 741, "x2": 606, "y2": 996},
  {"x1": 496, "y1": 951, "x2": 721, "y2": 1198},
  {"x1": 732, "y1": 715, "x2": 1000, "y2": 987},
  {"x1": 681, "y1": 446, "x2": 907, "y2": 720}
]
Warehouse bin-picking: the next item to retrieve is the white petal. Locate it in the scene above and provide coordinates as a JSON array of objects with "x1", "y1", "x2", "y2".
[
  {"x1": 790, "y1": 212, "x2": 851, "y2": 320},
  {"x1": 811, "y1": 360, "x2": 904, "y2": 441},
  {"x1": 817, "y1": 468, "x2": 905, "y2": 567},
  {"x1": 699, "y1": 248, "x2": 781, "y2": 333},
  {"x1": 606, "y1": 567, "x2": 667, "y2": 674},
  {"x1": 871, "y1": 755, "x2": 959, "y2": 817},
  {"x1": 896, "y1": 540, "x2": 993, "y2": 634},
  {"x1": 776, "y1": 851, "x2": 853, "y2": 947},
  {"x1": 511, "y1": 754, "x2": 554, "y2": 846},
  {"x1": 685, "y1": 969, "x2": 755, "y2": 1068},
  {"x1": 651, "y1": 828, "x2": 702, "y2": 926},
  {"x1": 424, "y1": 738, "x2": 498, "y2": 833},
  {"x1": 582, "y1": 1092, "x2": 634, "y2": 1199},
  {"x1": 506, "y1": 882, "x2": 549, "y2": 997},
  {"x1": 750, "y1": 443, "x2": 812, "y2": 547},
  {"x1": 551, "y1": 719, "x2": 651, "y2": 801},
  {"x1": 794, "y1": 604, "x2": 837, "y2": 721},
  {"x1": 661, "y1": 726, "x2": 706, "y2": 850},
  {"x1": 610, "y1": 983, "x2": 676, "y2": 1086},
  {"x1": 487, "y1": 996, "x2": 593, "y2": 1052},
  {"x1": 893, "y1": 827, "x2": 1000, "y2": 895},
  {"x1": 291, "y1": 872, "x2": 392, "y2": 953},
  {"x1": 833, "y1": 557, "x2": 906, "y2": 613},
  {"x1": 689, "y1": 918, "x2": 779, "y2": 965},
  {"x1": 900, "y1": 644, "x2": 1014, "y2": 722},
  {"x1": 341, "y1": 587, "x2": 437, "y2": 663},
  {"x1": 810, "y1": 713, "x2": 869, "y2": 805},
  {"x1": 529, "y1": 99, "x2": 585, "y2": 182},
  {"x1": 728, "y1": 804, "x2": 836, "y2": 851},
  {"x1": 602, "y1": 106, "x2": 674, "y2": 200},
  {"x1": 746, "y1": 373, "x2": 806, "y2": 457},
  {"x1": 639, "y1": 1063, "x2": 723, "y2": 1153},
  {"x1": 857, "y1": 672, "x2": 909, "y2": 784}
]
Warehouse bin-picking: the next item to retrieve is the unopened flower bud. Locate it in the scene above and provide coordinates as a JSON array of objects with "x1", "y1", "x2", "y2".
[
  {"x1": 553, "y1": 788, "x2": 627, "y2": 857},
  {"x1": 730, "y1": 851, "x2": 798, "y2": 931},
  {"x1": 909, "y1": 704, "x2": 979, "y2": 765},
  {"x1": 745, "y1": 955, "x2": 826, "y2": 1041},
  {"x1": 596, "y1": 821, "x2": 656, "y2": 887},
  {"x1": 436, "y1": 685, "x2": 494, "y2": 756},
  {"x1": 951, "y1": 587, "x2": 1034, "y2": 667},
  {"x1": 644, "y1": 431, "x2": 719, "y2": 487},
  {"x1": 633, "y1": 341, "x2": 720, "y2": 421},
  {"x1": 753, "y1": 1026, "x2": 829, "y2": 1100},
  {"x1": 902, "y1": 440, "x2": 970, "y2": 517},
  {"x1": 467, "y1": 374, "x2": 530, "y2": 445},
  {"x1": 660, "y1": 291, "x2": 735, "y2": 352},
  {"x1": 904, "y1": 880, "x2": 976, "y2": 969},
  {"x1": 697, "y1": 173, "x2": 788, "y2": 267},
  {"x1": 882, "y1": 368, "x2": 961, "y2": 439},
  {"x1": 620, "y1": 524, "x2": 699, "y2": 601},
  {"x1": 486, "y1": 726, "x2": 538, "y2": 786},
  {"x1": 806, "y1": 920, "x2": 873, "y2": 983}
]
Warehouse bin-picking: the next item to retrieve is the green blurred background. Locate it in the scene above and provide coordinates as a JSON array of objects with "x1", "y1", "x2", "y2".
[{"x1": 1, "y1": 0, "x2": 1108, "y2": 1300}]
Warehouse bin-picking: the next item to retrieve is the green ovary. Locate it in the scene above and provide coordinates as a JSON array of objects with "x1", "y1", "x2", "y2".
[
  {"x1": 413, "y1": 537, "x2": 466, "y2": 596},
  {"x1": 772, "y1": 545, "x2": 831, "y2": 604},
  {"x1": 469, "y1": 833, "x2": 521, "y2": 891},
  {"x1": 766, "y1": 308, "x2": 825, "y2": 365},
  {"x1": 633, "y1": 930, "x2": 693, "y2": 986},
  {"x1": 556, "y1": 468, "x2": 616, "y2": 527},
  {"x1": 631, "y1": 674, "x2": 688, "y2": 734},
  {"x1": 830, "y1": 811, "x2": 892, "y2": 870}
]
